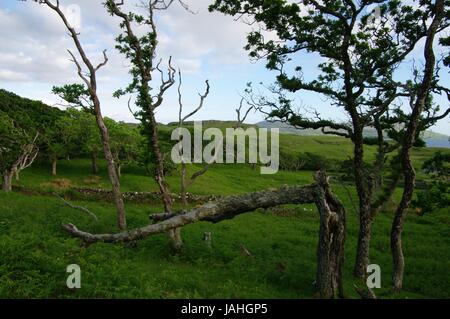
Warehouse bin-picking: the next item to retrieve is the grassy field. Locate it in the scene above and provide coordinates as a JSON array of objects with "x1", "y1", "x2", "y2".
[{"x1": 0, "y1": 134, "x2": 449, "y2": 298}]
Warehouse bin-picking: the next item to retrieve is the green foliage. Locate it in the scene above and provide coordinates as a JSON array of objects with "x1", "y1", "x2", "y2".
[
  {"x1": 0, "y1": 111, "x2": 29, "y2": 174},
  {"x1": 210, "y1": 1, "x2": 443, "y2": 97},
  {"x1": 0, "y1": 89, "x2": 62, "y2": 140},
  {"x1": 52, "y1": 84, "x2": 92, "y2": 113},
  {"x1": 137, "y1": 127, "x2": 176, "y2": 176},
  {"x1": 104, "y1": 118, "x2": 142, "y2": 171},
  {"x1": 413, "y1": 151, "x2": 450, "y2": 214},
  {"x1": 413, "y1": 180, "x2": 450, "y2": 214},
  {"x1": 422, "y1": 151, "x2": 450, "y2": 176},
  {"x1": 279, "y1": 151, "x2": 334, "y2": 172}
]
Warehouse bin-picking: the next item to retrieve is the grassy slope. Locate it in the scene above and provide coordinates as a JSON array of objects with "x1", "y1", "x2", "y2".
[{"x1": 0, "y1": 135, "x2": 448, "y2": 298}]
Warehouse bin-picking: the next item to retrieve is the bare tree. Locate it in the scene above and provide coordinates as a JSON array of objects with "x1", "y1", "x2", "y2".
[
  {"x1": 29, "y1": 0, "x2": 127, "y2": 230},
  {"x1": 176, "y1": 70, "x2": 211, "y2": 207}
]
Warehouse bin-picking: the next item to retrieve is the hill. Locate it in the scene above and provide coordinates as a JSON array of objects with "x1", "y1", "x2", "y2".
[
  {"x1": 256, "y1": 120, "x2": 450, "y2": 148},
  {"x1": 0, "y1": 89, "x2": 63, "y2": 130}
]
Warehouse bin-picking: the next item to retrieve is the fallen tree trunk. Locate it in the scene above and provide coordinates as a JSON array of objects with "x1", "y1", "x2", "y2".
[
  {"x1": 62, "y1": 172, "x2": 345, "y2": 298},
  {"x1": 63, "y1": 184, "x2": 317, "y2": 242}
]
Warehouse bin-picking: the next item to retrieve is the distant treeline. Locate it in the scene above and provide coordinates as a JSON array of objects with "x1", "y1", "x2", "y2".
[{"x1": 0, "y1": 89, "x2": 174, "y2": 177}]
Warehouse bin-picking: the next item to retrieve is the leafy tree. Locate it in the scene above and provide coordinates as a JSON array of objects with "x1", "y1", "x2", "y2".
[
  {"x1": 413, "y1": 152, "x2": 449, "y2": 216},
  {"x1": 0, "y1": 111, "x2": 38, "y2": 191},
  {"x1": 77, "y1": 110, "x2": 102, "y2": 175},
  {"x1": 43, "y1": 109, "x2": 81, "y2": 175},
  {"x1": 105, "y1": 119, "x2": 141, "y2": 178},
  {"x1": 0, "y1": 89, "x2": 62, "y2": 183}
]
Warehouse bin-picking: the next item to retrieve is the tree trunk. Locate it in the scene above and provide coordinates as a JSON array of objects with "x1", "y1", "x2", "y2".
[
  {"x1": 149, "y1": 112, "x2": 183, "y2": 250},
  {"x1": 390, "y1": 0, "x2": 444, "y2": 292},
  {"x1": 39, "y1": 0, "x2": 127, "y2": 231},
  {"x1": 52, "y1": 158, "x2": 57, "y2": 176},
  {"x1": 117, "y1": 165, "x2": 122, "y2": 178},
  {"x1": 354, "y1": 212, "x2": 372, "y2": 278},
  {"x1": 91, "y1": 152, "x2": 99, "y2": 174},
  {"x1": 314, "y1": 171, "x2": 346, "y2": 299},
  {"x1": 93, "y1": 96, "x2": 127, "y2": 231},
  {"x1": 15, "y1": 170, "x2": 20, "y2": 181},
  {"x1": 352, "y1": 128, "x2": 373, "y2": 279},
  {"x1": 2, "y1": 170, "x2": 13, "y2": 192},
  {"x1": 391, "y1": 141, "x2": 417, "y2": 292}
]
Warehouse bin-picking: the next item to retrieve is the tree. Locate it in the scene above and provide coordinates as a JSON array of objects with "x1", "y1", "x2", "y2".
[
  {"x1": 105, "y1": 118, "x2": 141, "y2": 178},
  {"x1": 210, "y1": 0, "x2": 450, "y2": 279},
  {"x1": 104, "y1": 0, "x2": 188, "y2": 249},
  {"x1": 0, "y1": 90, "x2": 63, "y2": 180},
  {"x1": 75, "y1": 109, "x2": 103, "y2": 175},
  {"x1": 175, "y1": 70, "x2": 211, "y2": 207},
  {"x1": 31, "y1": 0, "x2": 128, "y2": 230},
  {"x1": 389, "y1": 0, "x2": 447, "y2": 291},
  {"x1": 43, "y1": 109, "x2": 80, "y2": 176},
  {"x1": 0, "y1": 112, "x2": 39, "y2": 191}
]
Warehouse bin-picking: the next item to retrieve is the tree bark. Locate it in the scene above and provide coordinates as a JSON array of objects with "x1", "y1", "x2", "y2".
[
  {"x1": 2, "y1": 170, "x2": 13, "y2": 192},
  {"x1": 94, "y1": 104, "x2": 127, "y2": 231},
  {"x1": 91, "y1": 152, "x2": 99, "y2": 174},
  {"x1": 63, "y1": 174, "x2": 346, "y2": 298},
  {"x1": 52, "y1": 158, "x2": 57, "y2": 176},
  {"x1": 149, "y1": 112, "x2": 182, "y2": 249},
  {"x1": 354, "y1": 211, "x2": 372, "y2": 278},
  {"x1": 391, "y1": 0, "x2": 444, "y2": 292},
  {"x1": 15, "y1": 169, "x2": 20, "y2": 181},
  {"x1": 314, "y1": 171, "x2": 346, "y2": 298},
  {"x1": 352, "y1": 127, "x2": 373, "y2": 279}
]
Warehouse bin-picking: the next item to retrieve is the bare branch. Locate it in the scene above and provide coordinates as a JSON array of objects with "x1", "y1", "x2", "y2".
[
  {"x1": 67, "y1": 49, "x2": 91, "y2": 89},
  {"x1": 95, "y1": 50, "x2": 109, "y2": 71},
  {"x1": 62, "y1": 183, "x2": 320, "y2": 243},
  {"x1": 54, "y1": 193, "x2": 98, "y2": 221},
  {"x1": 236, "y1": 98, "x2": 254, "y2": 127}
]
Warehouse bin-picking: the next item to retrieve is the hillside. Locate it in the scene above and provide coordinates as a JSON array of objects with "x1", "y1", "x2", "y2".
[
  {"x1": 256, "y1": 121, "x2": 450, "y2": 148},
  {"x1": 0, "y1": 89, "x2": 63, "y2": 130}
]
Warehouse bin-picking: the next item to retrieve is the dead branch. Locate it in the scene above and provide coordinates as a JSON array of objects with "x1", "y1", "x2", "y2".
[
  {"x1": 54, "y1": 193, "x2": 98, "y2": 221},
  {"x1": 235, "y1": 98, "x2": 254, "y2": 127},
  {"x1": 62, "y1": 172, "x2": 346, "y2": 298},
  {"x1": 63, "y1": 183, "x2": 318, "y2": 243}
]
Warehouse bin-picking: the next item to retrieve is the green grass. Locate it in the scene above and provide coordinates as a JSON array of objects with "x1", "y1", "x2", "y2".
[{"x1": 1, "y1": 134, "x2": 449, "y2": 298}]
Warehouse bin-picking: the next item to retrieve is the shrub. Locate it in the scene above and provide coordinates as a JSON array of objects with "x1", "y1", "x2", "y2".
[
  {"x1": 279, "y1": 151, "x2": 335, "y2": 171},
  {"x1": 413, "y1": 180, "x2": 450, "y2": 214}
]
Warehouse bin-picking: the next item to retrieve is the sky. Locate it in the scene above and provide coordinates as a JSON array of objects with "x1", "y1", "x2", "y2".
[{"x1": 0, "y1": 0, "x2": 449, "y2": 135}]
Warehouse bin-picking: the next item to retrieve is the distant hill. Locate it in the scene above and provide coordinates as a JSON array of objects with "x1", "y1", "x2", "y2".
[
  {"x1": 167, "y1": 120, "x2": 256, "y2": 129},
  {"x1": 256, "y1": 121, "x2": 449, "y2": 148}
]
